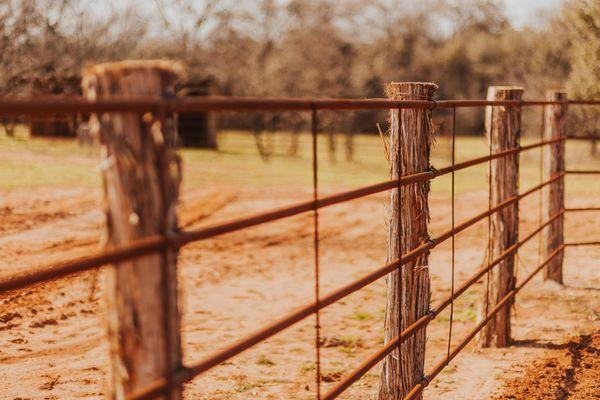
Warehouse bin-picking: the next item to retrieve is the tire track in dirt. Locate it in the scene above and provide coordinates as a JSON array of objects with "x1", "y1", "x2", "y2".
[{"x1": 0, "y1": 188, "x2": 98, "y2": 237}]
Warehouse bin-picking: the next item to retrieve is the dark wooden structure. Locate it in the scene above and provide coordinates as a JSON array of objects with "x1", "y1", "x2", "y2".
[
  {"x1": 176, "y1": 78, "x2": 218, "y2": 148},
  {"x1": 29, "y1": 74, "x2": 81, "y2": 137}
]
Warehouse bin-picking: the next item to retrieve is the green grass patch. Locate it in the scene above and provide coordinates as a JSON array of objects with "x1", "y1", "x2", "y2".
[
  {"x1": 437, "y1": 307, "x2": 477, "y2": 323},
  {"x1": 256, "y1": 355, "x2": 276, "y2": 366},
  {"x1": 3, "y1": 130, "x2": 600, "y2": 196},
  {"x1": 353, "y1": 311, "x2": 375, "y2": 321}
]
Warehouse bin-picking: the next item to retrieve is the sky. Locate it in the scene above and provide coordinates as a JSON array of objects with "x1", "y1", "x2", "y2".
[{"x1": 503, "y1": 0, "x2": 565, "y2": 27}]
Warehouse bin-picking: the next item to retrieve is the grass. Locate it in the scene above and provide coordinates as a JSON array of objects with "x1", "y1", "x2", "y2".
[
  {"x1": 300, "y1": 362, "x2": 316, "y2": 373},
  {"x1": 2, "y1": 129, "x2": 600, "y2": 196},
  {"x1": 437, "y1": 307, "x2": 478, "y2": 323},
  {"x1": 256, "y1": 355, "x2": 276, "y2": 366},
  {"x1": 435, "y1": 288, "x2": 479, "y2": 324},
  {"x1": 322, "y1": 335, "x2": 364, "y2": 356},
  {"x1": 353, "y1": 311, "x2": 375, "y2": 321}
]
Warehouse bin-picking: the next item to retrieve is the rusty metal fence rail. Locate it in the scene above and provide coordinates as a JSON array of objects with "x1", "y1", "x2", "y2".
[{"x1": 1, "y1": 95, "x2": 599, "y2": 400}]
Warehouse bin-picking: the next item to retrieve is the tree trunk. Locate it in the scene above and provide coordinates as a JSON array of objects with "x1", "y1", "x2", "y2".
[
  {"x1": 177, "y1": 111, "x2": 217, "y2": 148},
  {"x1": 543, "y1": 91, "x2": 567, "y2": 283},
  {"x1": 345, "y1": 131, "x2": 354, "y2": 162},
  {"x1": 82, "y1": 60, "x2": 184, "y2": 399},
  {"x1": 328, "y1": 130, "x2": 336, "y2": 162},
  {"x1": 479, "y1": 86, "x2": 523, "y2": 348},
  {"x1": 378, "y1": 82, "x2": 436, "y2": 400}
]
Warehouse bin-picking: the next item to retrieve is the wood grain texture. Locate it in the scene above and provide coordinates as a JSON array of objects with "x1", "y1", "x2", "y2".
[
  {"x1": 480, "y1": 86, "x2": 523, "y2": 348},
  {"x1": 82, "y1": 60, "x2": 185, "y2": 399},
  {"x1": 378, "y1": 82, "x2": 436, "y2": 400},
  {"x1": 542, "y1": 91, "x2": 567, "y2": 283}
]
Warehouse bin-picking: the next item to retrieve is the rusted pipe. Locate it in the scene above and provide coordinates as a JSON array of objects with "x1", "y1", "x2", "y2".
[
  {"x1": 321, "y1": 209, "x2": 564, "y2": 400},
  {"x1": 0, "y1": 96, "x2": 595, "y2": 115}
]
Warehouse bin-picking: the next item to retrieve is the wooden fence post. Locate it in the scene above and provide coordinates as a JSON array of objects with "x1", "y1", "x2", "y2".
[
  {"x1": 543, "y1": 91, "x2": 567, "y2": 283},
  {"x1": 378, "y1": 82, "x2": 437, "y2": 400},
  {"x1": 480, "y1": 86, "x2": 523, "y2": 348},
  {"x1": 82, "y1": 60, "x2": 184, "y2": 399}
]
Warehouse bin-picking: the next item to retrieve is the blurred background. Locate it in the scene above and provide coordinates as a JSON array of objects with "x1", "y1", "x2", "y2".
[{"x1": 1, "y1": 0, "x2": 599, "y2": 149}]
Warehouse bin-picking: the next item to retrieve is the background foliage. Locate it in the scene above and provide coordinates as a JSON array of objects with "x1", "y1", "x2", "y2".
[{"x1": 0, "y1": 0, "x2": 597, "y2": 136}]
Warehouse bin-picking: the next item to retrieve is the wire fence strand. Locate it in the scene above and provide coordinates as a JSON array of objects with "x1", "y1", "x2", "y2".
[
  {"x1": 447, "y1": 106, "x2": 457, "y2": 358},
  {"x1": 311, "y1": 108, "x2": 322, "y2": 399}
]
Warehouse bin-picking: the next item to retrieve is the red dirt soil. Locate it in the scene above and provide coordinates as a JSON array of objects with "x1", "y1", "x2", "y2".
[
  {"x1": 0, "y1": 185, "x2": 598, "y2": 399},
  {"x1": 492, "y1": 332, "x2": 600, "y2": 400}
]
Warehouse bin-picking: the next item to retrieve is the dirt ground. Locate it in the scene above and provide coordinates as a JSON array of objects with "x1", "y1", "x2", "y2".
[
  {"x1": 1, "y1": 180, "x2": 598, "y2": 400},
  {"x1": 492, "y1": 332, "x2": 600, "y2": 400}
]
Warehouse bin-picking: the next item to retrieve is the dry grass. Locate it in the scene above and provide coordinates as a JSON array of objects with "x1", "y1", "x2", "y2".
[{"x1": 2, "y1": 129, "x2": 600, "y2": 197}]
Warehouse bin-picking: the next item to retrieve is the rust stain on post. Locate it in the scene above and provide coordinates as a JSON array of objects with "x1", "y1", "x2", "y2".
[
  {"x1": 82, "y1": 60, "x2": 185, "y2": 399},
  {"x1": 543, "y1": 91, "x2": 567, "y2": 283},
  {"x1": 378, "y1": 82, "x2": 437, "y2": 400},
  {"x1": 480, "y1": 86, "x2": 523, "y2": 348}
]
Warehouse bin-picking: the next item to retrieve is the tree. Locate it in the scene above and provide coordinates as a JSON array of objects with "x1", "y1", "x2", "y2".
[{"x1": 565, "y1": 0, "x2": 600, "y2": 155}]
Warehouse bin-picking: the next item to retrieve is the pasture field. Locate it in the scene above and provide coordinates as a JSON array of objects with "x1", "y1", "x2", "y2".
[
  {"x1": 3, "y1": 129, "x2": 600, "y2": 194},
  {"x1": 0, "y1": 129, "x2": 599, "y2": 399}
]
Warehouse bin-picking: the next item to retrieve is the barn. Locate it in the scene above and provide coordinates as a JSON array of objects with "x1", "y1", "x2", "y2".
[
  {"x1": 28, "y1": 74, "x2": 81, "y2": 137},
  {"x1": 176, "y1": 77, "x2": 218, "y2": 148}
]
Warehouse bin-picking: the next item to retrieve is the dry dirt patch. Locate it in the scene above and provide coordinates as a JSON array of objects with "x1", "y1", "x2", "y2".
[
  {"x1": 492, "y1": 332, "x2": 600, "y2": 400},
  {"x1": 0, "y1": 185, "x2": 598, "y2": 399}
]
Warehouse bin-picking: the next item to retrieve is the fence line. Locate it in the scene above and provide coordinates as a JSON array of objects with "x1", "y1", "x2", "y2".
[
  {"x1": 0, "y1": 96, "x2": 598, "y2": 116},
  {"x1": 2, "y1": 81, "x2": 600, "y2": 399},
  {"x1": 0, "y1": 139, "x2": 566, "y2": 294}
]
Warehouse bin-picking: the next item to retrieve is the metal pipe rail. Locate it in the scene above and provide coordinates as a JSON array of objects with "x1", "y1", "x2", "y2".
[
  {"x1": 123, "y1": 173, "x2": 564, "y2": 400},
  {"x1": 565, "y1": 207, "x2": 600, "y2": 212},
  {"x1": 565, "y1": 170, "x2": 600, "y2": 175},
  {"x1": 322, "y1": 209, "x2": 565, "y2": 400},
  {"x1": 0, "y1": 95, "x2": 596, "y2": 115},
  {"x1": 0, "y1": 138, "x2": 565, "y2": 295},
  {"x1": 0, "y1": 236, "x2": 166, "y2": 293},
  {"x1": 566, "y1": 241, "x2": 600, "y2": 247}
]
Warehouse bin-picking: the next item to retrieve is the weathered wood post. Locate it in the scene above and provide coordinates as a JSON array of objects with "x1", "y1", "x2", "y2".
[
  {"x1": 378, "y1": 82, "x2": 436, "y2": 400},
  {"x1": 542, "y1": 91, "x2": 567, "y2": 283},
  {"x1": 480, "y1": 86, "x2": 523, "y2": 348},
  {"x1": 82, "y1": 60, "x2": 184, "y2": 399}
]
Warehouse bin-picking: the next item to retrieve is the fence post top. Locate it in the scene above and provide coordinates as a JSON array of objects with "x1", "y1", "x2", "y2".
[
  {"x1": 82, "y1": 60, "x2": 187, "y2": 102},
  {"x1": 82, "y1": 60, "x2": 186, "y2": 98},
  {"x1": 487, "y1": 86, "x2": 524, "y2": 100},
  {"x1": 385, "y1": 82, "x2": 438, "y2": 101},
  {"x1": 546, "y1": 90, "x2": 568, "y2": 100}
]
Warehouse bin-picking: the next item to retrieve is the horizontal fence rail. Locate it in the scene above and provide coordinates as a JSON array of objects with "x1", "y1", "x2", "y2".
[
  {"x1": 0, "y1": 95, "x2": 599, "y2": 115},
  {"x1": 0, "y1": 141, "x2": 566, "y2": 294},
  {"x1": 565, "y1": 207, "x2": 600, "y2": 212},
  {"x1": 322, "y1": 209, "x2": 566, "y2": 399},
  {"x1": 2, "y1": 90, "x2": 599, "y2": 400},
  {"x1": 566, "y1": 241, "x2": 600, "y2": 246},
  {"x1": 565, "y1": 169, "x2": 600, "y2": 174}
]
